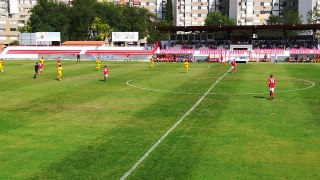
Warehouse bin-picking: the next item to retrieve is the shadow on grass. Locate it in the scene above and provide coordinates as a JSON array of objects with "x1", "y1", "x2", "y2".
[{"x1": 253, "y1": 96, "x2": 270, "y2": 100}]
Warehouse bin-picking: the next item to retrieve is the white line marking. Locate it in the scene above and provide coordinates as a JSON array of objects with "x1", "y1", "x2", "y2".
[
  {"x1": 126, "y1": 76, "x2": 316, "y2": 96},
  {"x1": 120, "y1": 69, "x2": 231, "y2": 180}
]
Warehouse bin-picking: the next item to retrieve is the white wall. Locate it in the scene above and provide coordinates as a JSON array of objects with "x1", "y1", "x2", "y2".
[
  {"x1": 229, "y1": 0, "x2": 239, "y2": 25},
  {"x1": 173, "y1": 0, "x2": 178, "y2": 26},
  {"x1": 299, "y1": 0, "x2": 315, "y2": 24}
]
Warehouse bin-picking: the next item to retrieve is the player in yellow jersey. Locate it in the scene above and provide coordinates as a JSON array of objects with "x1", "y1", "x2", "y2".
[
  {"x1": 96, "y1": 55, "x2": 101, "y2": 70},
  {"x1": 150, "y1": 57, "x2": 155, "y2": 68},
  {"x1": 0, "y1": 59, "x2": 4, "y2": 72},
  {"x1": 39, "y1": 57, "x2": 45, "y2": 64},
  {"x1": 57, "y1": 64, "x2": 63, "y2": 81},
  {"x1": 184, "y1": 59, "x2": 189, "y2": 73}
]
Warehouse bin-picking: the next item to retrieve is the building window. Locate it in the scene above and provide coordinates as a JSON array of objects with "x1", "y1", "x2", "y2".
[
  {"x1": 260, "y1": 2, "x2": 264, "y2": 6},
  {"x1": 274, "y1": 3, "x2": 278, "y2": 6},
  {"x1": 10, "y1": 28, "x2": 17, "y2": 31},
  {"x1": 198, "y1": 14, "x2": 201, "y2": 17},
  {"x1": 198, "y1": 6, "x2": 201, "y2": 9},
  {"x1": 261, "y1": 11, "x2": 271, "y2": 14},
  {"x1": 146, "y1": 2, "x2": 149, "y2": 5}
]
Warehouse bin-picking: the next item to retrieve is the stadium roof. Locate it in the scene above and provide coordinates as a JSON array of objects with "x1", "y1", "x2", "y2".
[
  {"x1": 156, "y1": 24, "x2": 320, "y2": 32},
  {"x1": 62, "y1": 41, "x2": 105, "y2": 46}
]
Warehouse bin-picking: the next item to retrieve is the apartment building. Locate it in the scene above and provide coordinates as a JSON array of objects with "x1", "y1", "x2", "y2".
[
  {"x1": 173, "y1": 0, "x2": 211, "y2": 27},
  {"x1": 58, "y1": 0, "x2": 73, "y2": 6},
  {"x1": 229, "y1": 0, "x2": 298, "y2": 25},
  {"x1": 173, "y1": 0, "x2": 298, "y2": 26},
  {"x1": 0, "y1": 0, "x2": 37, "y2": 44},
  {"x1": 107, "y1": 0, "x2": 167, "y2": 19},
  {"x1": 299, "y1": 0, "x2": 320, "y2": 24},
  {"x1": 208, "y1": 0, "x2": 229, "y2": 16}
]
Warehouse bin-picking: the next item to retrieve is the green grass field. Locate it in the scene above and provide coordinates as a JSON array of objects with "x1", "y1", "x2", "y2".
[{"x1": 0, "y1": 60, "x2": 319, "y2": 179}]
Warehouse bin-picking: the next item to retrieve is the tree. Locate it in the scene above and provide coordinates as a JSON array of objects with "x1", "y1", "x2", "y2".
[
  {"x1": 29, "y1": 0, "x2": 70, "y2": 41},
  {"x1": 69, "y1": 0, "x2": 98, "y2": 40},
  {"x1": 117, "y1": 6, "x2": 154, "y2": 39},
  {"x1": 28, "y1": 0, "x2": 156, "y2": 41},
  {"x1": 91, "y1": 17, "x2": 111, "y2": 41},
  {"x1": 94, "y1": 2, "x2": 122, "y2": 29},
  {"x1": 205, "y1": 11, "x2": 235, "y2": 26},
  {"x1": 9, "y1": 40, "x2": 19, "y2": 46},
  {"x1": 94, "y1": 2, "x2": 154, "y2": 40},
  {"x1": 283, "y1": 11, "x2": 302, "y2": 25},
  {"x1": 307, "y1": 6, "x2": 320, "y2": 24},
  {"x1": 165, "y1": 0, "x2": 173, "y2": 25},
  {"x1": 282, "y1": 11, "x2": 303, "y2": 37},
  {"x1": 266, "y1": 15, "x2": 281, "y2": 25},
  {"x1": 18, "y1": 22, "x2": 32, "y2": 33},
  {"x1": 147, "y1": 20, "x2": 170, "y2": 43}
]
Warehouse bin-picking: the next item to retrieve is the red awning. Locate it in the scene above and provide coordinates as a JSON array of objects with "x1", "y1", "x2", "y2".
[{"x1": 133, "y1": 1, "x2": 140, "y2": 5}]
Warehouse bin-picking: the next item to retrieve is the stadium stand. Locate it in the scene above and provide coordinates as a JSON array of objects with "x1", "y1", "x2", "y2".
[
  {"x1": 2, "y1": 25, "x2": 320, "y2": 63},
  {"x1": 0, "y1": 42, "x2": 159, "y2": 60}
]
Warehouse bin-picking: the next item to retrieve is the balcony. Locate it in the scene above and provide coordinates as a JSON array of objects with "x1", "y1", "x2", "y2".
[{"x1": 246, "y1": 14, "x2": 253, "y2": 17}]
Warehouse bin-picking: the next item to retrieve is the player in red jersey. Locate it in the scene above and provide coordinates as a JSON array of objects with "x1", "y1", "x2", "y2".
[
  {"x1": 103, "y1": 66, "x2": 109, "y2": 81},
  {"x1": 57, "y1": 57, "x2": 61, "y2": 66},
  {"x1": 39, "y1": 62, "x2": 44, "y2": 74},
  {"x1": 231, "y1": 59, "x2": 237, "y2": 73},
  {"x1": 268, "y1": 75, "x2": 276, "y2": 100}
]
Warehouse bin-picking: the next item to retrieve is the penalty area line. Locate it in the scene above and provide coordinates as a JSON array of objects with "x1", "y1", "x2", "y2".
[{"x1": 120, "y1": 68, "x2": 231, "y2": 180}]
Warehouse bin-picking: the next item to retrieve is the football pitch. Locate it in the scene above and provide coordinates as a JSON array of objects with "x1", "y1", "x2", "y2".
[{"x1": 0, "y1": 60, "x2": 320, "y2": 179}]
